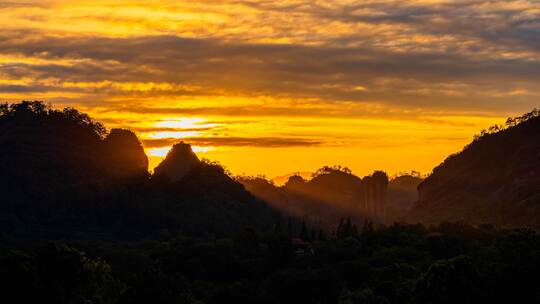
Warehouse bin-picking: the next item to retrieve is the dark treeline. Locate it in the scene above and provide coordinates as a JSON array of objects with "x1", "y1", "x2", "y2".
[{"x1": 2, "y1": 222, "x2": 540, "y2": 303}]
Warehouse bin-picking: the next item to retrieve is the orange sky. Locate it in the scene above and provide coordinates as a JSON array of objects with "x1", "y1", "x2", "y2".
[{"x1": 1, "y1": 1, "x2": 539, "y2": 177}]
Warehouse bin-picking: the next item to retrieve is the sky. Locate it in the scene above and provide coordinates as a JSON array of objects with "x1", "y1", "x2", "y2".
[{"x1": 1, "y1": 0, "x2": 539, "y2": 177}]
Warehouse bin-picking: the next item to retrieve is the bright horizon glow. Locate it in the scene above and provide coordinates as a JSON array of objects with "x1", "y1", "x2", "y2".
[
  {"x1": 147, "y1": 131, "x2": 202, "y2": 139},
  {"x1": 1, "y1": 1, "x2": 538, "y2": 177},
  {"x1": 155, "y1": 118, "x2": 217, "y2": 130},
  {"x1": 147, "y1": 145, "x2": 213, "y2": 157}
]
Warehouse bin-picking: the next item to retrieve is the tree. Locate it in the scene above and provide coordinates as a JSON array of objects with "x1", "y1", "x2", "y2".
[
  {"x1": 317, "y1": 228, "x2": 326, "y2": 241},
  {"x1": 337, "y1": 218, "x2": 345, "y2": 239},
  {"x1": 35, "y1": 243, "x2": 123, "y2": 304},
  {"x1": 287, "y1": 217, "x2": 294, "y2": 237},
  {"x1": 414, "y1": 255, "x2": 478, "y2": 304},
  {"x1": 313, "y1": 165, "x2": 353, "y2": 178},
  {"x1": 339, "y1": 288, "x2": 389, "y2": 304},
  {"x1": 274, "y1": 220, "x2": 283, "y2": 235},
  {"x1": 300, "y1": 220, "x2": 309, "y2": 240}
]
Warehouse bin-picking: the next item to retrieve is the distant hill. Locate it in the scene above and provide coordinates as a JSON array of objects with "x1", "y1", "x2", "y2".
[
  {"x1": 408, "y1": 109, "x2": 540, "y2": 227},
  {"x1": 240, "y1": 167, "x2": 391, "y2": 229},
  {"x1": 0, "y1": 101, "x2": 278, "y2": 239},
  {"x1": 387, "y1": 173, "x2": 424, "y2": 222},
  {"x1": 271, "y1": 172, "x2": 313, "y2": 186}
]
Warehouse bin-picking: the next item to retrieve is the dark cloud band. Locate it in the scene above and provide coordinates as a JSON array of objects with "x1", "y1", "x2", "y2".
[{"x1": 142, "y1": 136, "x2": 323, "y2": 148}]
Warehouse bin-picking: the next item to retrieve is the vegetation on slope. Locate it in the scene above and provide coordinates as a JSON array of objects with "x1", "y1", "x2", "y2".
[
  {"x1": 410, "y1": 109, "x2": 540, "y2": 227},
  {"x1": 0, "y1": 101, "x2": 279, "y2": 239}
]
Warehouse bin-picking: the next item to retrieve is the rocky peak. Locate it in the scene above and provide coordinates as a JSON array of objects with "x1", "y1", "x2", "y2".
[
  {"x1": 153, "y1": 142, "x2": 201, "y2": 182},
  {"x1": 103, "y1": 128, "x2": 148, "y2": 179},
  {"x1": 284, "y1": 175, "x2": 307, "y2": 190}
]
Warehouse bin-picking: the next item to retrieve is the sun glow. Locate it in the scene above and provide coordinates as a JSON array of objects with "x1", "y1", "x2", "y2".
[
  {"x1": 192, "y1": 146, "x2": 213, "y2": 153},
  {"x1": 147, "y1": 131, "x2": 202, "y2": 139},
  {"x1": 146, "y1": 147, "x2": 171, "y2": 157},
  {"x1": 155, "y1": 118, "x2": 217, "y2": 130},
  {"x1": 147, "y1": 145, "x2": 213, "y2": 157}
]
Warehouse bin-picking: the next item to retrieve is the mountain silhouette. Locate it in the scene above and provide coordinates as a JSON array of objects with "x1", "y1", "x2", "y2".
[
  {"x1": 153, "y1": 141, "x2": 200, "y2": 181},
  {"x1": 2, "y1": 102, "x2": 540, "y2": 304},
  {"x1": 103, "y1": 128, "x2": 149, "y2": 180},
  {"x1": 5, "y1": 100, "x2": 539, "y2": 238},
  {"x1": 386, "y1": 173, "x2": 424, "y2": 222},
  {"x1": 241, "y1": 168, "x2": 424, "y2": 228},
  {"x1": 408, "y1": 109, "x2": 540, "y2": 227},
  {"x1": 240, "y1": 167, "x2": 391, "y2": 228},
  {"x1": 147, "y1": 143, "x2": 279, "y2": 235},
  {"x1": 0, "y1": 101, "x2": 278, "y2": 238},
  {"x1": 271, "y1": 172, "x2": 313, "y2": 186}
]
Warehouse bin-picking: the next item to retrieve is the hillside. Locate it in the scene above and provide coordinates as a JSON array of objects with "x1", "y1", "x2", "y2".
[
  {"x1": 271, "y1": 172, "x2": 313, "y2": 186},
  {"x1": 242, "y1": 171, "x2": 422, "y2": 227},
  {"x1": 387, "y1": 174, "x2": 424, "y2": 222},
  {"x1": 0, "y1": 101, "x2": 278, "y2": 239},
  {"x1": 408, "y1": 109, "x2": 540, "y2": 227},
  {"x1": 240, "y1": 167, "x2": 391, "y2": 229}
]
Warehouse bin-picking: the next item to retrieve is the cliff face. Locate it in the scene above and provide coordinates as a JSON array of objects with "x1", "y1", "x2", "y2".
[
  {"x1": 409, "y1": 112, "x2": 540, "y2": 227},
  {"x1": 153, "y1": 142, "x2": 200, "y2": 182},
  {"x1": 386, "y1": 174, "x2": 423, "y2": 222},
  {"x1": 104, "y1": 128, "x2": 148, "y2": 179},
  {"x1": 240, "y1": 169, "x2": 389, "y2": 228}
]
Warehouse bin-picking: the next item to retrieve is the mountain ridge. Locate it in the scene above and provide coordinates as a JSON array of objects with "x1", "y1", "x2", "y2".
[
  {"x1": 408, "y1": 109, "x2": 540, "y2": 227},
  {"x1": 0, "y1": 101, "x2": 279, "y2": 239}
]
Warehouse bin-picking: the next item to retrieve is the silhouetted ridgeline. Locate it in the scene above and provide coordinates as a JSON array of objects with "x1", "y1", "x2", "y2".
[
  {"x1": 387, "y1": 173, "x2": 424, "y2": 221},
  {"x1": 240, "y1": 167, "x2": 421, "y2": 228},
  {"x1": 409, "y1": 109, "x2": 540, "y2": 227},
  {"x1": 0, "y1": 101, "x2": 279, "y2": 238}
]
